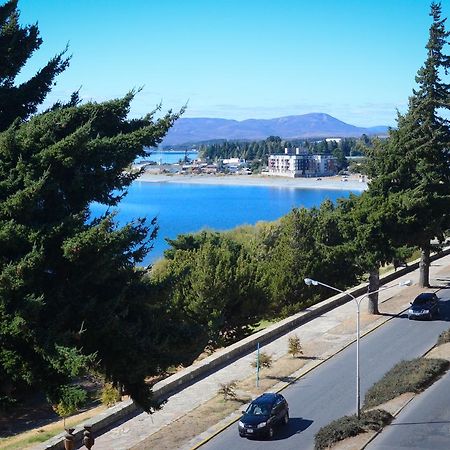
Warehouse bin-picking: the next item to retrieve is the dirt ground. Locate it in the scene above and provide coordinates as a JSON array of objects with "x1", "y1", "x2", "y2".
[
  {"x1": 131, "y1": 291, "x2": 450, "y2": 450},
  {"x1": 131, "y1": 342, "x2": 323, "y2": 450},
  {"x1": 5, "y1": 273, "x2": 448, "y2": 450},
  {"x1": 0, "y1": 404, "x2": 107, "y2": 450},
  {"x1": 0, "y1": 376, "x2": 104, "y2": 450}
]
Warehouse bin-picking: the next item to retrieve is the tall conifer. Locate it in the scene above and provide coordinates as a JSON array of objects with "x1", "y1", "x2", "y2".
[
  {"x1": 0, "y1": 1, "x2": 197, "y2": 412},
  {"x1": 365, "y1": 2, "x2": 450, "y2": 287},
  {"x1": 0, "y1": 0, "x2": 69, "y2": 131}
]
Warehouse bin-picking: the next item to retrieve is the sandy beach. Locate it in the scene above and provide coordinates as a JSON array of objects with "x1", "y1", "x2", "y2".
[{"x1": 137, "y1": 171, "x2": 368, "y2": 191}]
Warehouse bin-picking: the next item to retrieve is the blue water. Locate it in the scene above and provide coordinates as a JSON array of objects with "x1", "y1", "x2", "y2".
[
  {"x1": 90, "y1": 182, "x2": 358, "y2": 265},
  {"x1": 139, "y1": 151, "x2": 198, "y2": 165}
]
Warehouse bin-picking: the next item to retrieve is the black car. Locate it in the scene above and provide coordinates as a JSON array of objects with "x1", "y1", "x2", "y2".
[
  {"x1": 238, "y1": 392, "x2": 289, "y2": 439},
  {"x1": 408, "y1": 292, "x2": 439, "y2": 320}
]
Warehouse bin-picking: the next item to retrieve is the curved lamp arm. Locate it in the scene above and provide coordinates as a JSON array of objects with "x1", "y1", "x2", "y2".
[{"x1": 304, "y1": 278, "x2": 412, "y2": 305}]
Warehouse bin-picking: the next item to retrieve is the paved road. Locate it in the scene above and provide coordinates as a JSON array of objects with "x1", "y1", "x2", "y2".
[
  {"x1": 367, "y1": 349, "x2": 450, "y2": 449},
  {"x1": 202, "y1": 290, "x2": 450, "y2": 450}
]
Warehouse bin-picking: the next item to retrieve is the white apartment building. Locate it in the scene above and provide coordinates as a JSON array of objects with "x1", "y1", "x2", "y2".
[{"x1": 268, "y1": 148, "x2": 338, "y2": 178}]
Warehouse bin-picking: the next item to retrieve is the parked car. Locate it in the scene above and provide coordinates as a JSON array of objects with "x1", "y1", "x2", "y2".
[
  {"x1": 408, "y1": 292, "x2": 439, "y2": 320},
  {"x1": 238, "y1": 392, "x2": 289, "y2": 439}
]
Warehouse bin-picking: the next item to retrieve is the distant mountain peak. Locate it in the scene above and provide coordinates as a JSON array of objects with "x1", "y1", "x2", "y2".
[{"x1": 162, "y1": 113, "x2": 388, "y2": 146}]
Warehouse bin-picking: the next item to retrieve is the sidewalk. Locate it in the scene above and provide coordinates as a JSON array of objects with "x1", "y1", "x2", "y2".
[{"x1": 52, "y1": 255, "x2": 450, "y2": 450}]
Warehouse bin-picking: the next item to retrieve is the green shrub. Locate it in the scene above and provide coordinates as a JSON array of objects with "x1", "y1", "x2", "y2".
[
  {"x1": 100, "y1": 383, "x2": 122, "y2": 407},
  {"x1": 364, "y1": 358, "x2": 449, "y2": 409},
  {"x1": 314, "y1": 409, "x2": 393, "y2": 450},
  {"x1": 251, "y1": 351, "x2": 273, "y2": 369},
  {"x1": 437, "y1": 328, "x2": 450, "y2": 346},
  {"x1": 52, "y1": 385, "x2": 87, "y2": 419},
  {"x1": 288, "y1": 334, "x2": 303, "y2": 357}
]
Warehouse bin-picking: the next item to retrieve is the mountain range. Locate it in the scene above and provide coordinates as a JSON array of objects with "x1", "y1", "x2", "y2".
[{"x1": 162, "y1": 113, "x2": 389, "y2": 146}]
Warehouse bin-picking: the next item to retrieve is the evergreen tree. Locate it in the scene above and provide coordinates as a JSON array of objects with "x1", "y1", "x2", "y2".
[
  {"x1": 338, "y1": 194, "x2": 413, "y2": 313},
  {"x1": 154, "y1": 231, "x2": 266, "y2": 346},
  {"x1": 365, "y1": 2, "x2": 450, "y2": 287},
  {"x1": 261, "y1": 203, "x2": 361, "y2": 317},
  {"x1": 0, "y1": 0, "x2": 204, "y2": 412},
  {"x1": 0, "y1": 0, "x2": 70, "y2": 131},
  {"x1": 0, "y1": 94, "x2": 189, "y2": 411}
]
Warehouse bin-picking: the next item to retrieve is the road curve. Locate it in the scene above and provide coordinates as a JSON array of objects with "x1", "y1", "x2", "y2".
[
  {"x1": 367, "y1": 350, "x2": 450, "y2": 449},
  {"x1": 201, "y1": 290, "x2": 450, "y2": 450}
]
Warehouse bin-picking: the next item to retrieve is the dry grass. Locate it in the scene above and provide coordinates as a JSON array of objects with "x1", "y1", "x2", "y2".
[
  {"x1": 0, "y1": 404, "x2": 107, "y2": 450},
  {"x1": 131, "y1": 396, "x2": 249, "y2": 450},
  {"x1": 437, "y1": 328, "x2": 450, "y2": 346},
  {"x1": 364, "y1": 358, "x2": 449, "y2": 409},
  {"x1": 131, "y1": 349, "x2": 318, "y2": 449},
  {"x1": 314, "y1": 409, "x2": 393, "y2": 450}
]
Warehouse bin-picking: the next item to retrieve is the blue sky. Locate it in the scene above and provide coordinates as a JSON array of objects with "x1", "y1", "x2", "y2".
[{"x1": 17, "y1": 0, "x2": 449, "y2": 126}]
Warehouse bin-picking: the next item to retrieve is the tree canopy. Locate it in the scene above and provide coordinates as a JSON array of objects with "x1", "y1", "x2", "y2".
[
  {"x1": 0, "y1": 91, "x2": 190, "y2": 411},
  {"x1": 0, "y1": 0, "x2": 70, "y2": 131},
  {"x1": 0, "y1": 0, "x2": 200, "y2": 412},
  {"x1": 364, "y1": 2, "x2": 450, "y2": 287},
  {"x1": 153, "y1": 231, "x2": 266, "y2": 346}
]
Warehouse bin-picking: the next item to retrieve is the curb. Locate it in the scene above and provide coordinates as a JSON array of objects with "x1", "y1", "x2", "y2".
[
  {"x1": 190, "y1": 302, "x2": 411, "y2": 449},
  {"x1": 191, "y1": 283, "x2": 449, "y2": 449},
  {"x1": 359, "y1": 309, "x2": 447, "y2": 450},
  {"x1": 38, "y1": 248, "x2": 450, "y2": 450},
  {"x1": 359, "y1": 393, "x2": 417, "y2": 450}
]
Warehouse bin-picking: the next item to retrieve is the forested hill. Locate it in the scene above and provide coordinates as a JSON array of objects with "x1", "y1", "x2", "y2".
[{"x1": 162, "y1": 113, "x2": 389, "y2": 145}]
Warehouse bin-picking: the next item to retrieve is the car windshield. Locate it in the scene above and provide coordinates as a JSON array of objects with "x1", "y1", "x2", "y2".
[
  {"x1": 246, "y1": 402, "x2": 270, "y2": 416},
  {"x1": 413, "y1": 295, "x2": 434, "y2": 305}
]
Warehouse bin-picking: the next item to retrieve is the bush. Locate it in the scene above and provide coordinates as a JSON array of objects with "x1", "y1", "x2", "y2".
[
  {"x1": 364, "y1": 358, "x2": 449, "y2": 409},
  {"x1": 100, "y1": 383, "x2": 122, "y2": 407},
  {"x1": 437, "y1": 328, "x2": 450, "y2": 346},
  {"x1": 314, "y1": 409, "x2": 393, "y2": 450},
  {"x1": 52, "y1": 385, "x2": 87, "y2": 419},
  {"x1": 217, "y1": 381, "x2": 237, "y2": 400},
  {"x1": 251, "y1": 351, "x2": 273, "y2": 369},
  {"x1": 288, "y1": 334, "x2": 303, "y2": 357}
]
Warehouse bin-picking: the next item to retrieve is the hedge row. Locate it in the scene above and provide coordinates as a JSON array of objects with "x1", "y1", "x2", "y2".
[
  {"x1": 314, "y1": 409, "x2": 393, "y2": 450},
  {"x1": 364, "y1": 358, "x2": 449, "y2": 409}
]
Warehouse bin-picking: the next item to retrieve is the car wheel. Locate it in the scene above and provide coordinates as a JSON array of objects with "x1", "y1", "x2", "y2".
[
  {"x1": 267, "y1": 426, "x2": 274, "y2": 439},
  {"x1": 282, "y1": 412, "x2": 289, "y2": 425}
]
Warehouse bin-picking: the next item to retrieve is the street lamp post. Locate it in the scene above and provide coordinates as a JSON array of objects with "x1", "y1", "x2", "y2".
[{"x1": 304, "y1": 277, "x2": 412, "y2": 419}]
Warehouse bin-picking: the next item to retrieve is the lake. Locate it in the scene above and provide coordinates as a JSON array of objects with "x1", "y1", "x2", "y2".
[
  {"x1": 138, "y1": 150, "x2": 199, "y2": 165},
  {"x1": 90, "y1": 181, "x2": 358, "y2": 265}
]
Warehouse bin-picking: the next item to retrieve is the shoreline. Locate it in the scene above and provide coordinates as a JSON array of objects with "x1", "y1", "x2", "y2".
[{"x1": 136, "y1": 171, "x2": 368, "y2": 191}]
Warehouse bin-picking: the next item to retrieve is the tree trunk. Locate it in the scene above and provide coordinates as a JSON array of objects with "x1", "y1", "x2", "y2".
[
  {"x1": 419, "y1": 246, "x2": 430, "y2": 288},
  {"x1": 367, "y1": 269, "x2": 380, "y2": 315}
]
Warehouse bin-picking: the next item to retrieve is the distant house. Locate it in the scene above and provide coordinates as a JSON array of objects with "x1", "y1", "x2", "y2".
[
  {"x1": 203, "y1": 164, "x2": 218, "y2": 174},
  {"x1": 268, "y1": 148, "x2": 338, "y2": 178},
  {"x1": 222, "y1": 157, "x2": 244, "y2": 165},
  {"x1": 221, "y1": 157, "x2": 248, "y2": 174}
]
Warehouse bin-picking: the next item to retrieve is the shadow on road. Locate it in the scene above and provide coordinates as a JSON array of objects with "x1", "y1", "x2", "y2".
[
  {"x1": 378, "y1": 312, "x2": 409, "y2": 319},
  {"x1": 266, "y1": 375, "x2": 297, "y2": 383},
  {"x1": 390, "y1": 420, "x2": 450, "y2": 426},
  {"x1": 271, "y1": 417, "x2": 313, "y2": 439}
]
